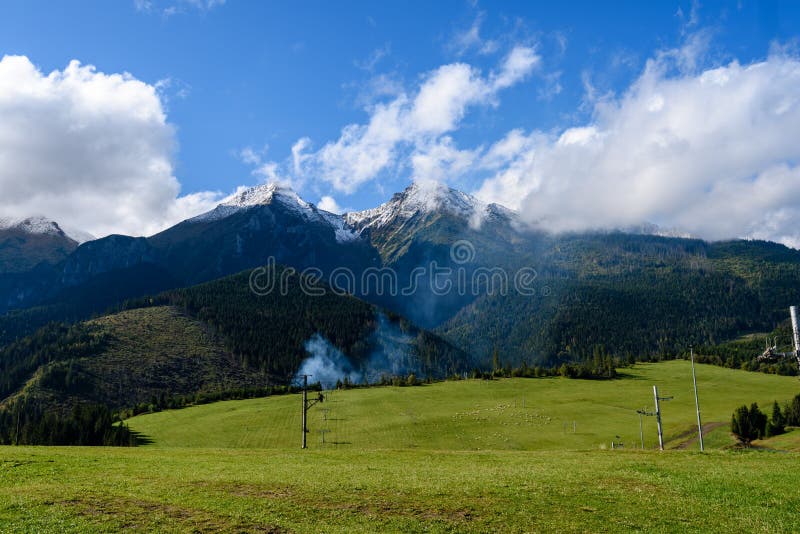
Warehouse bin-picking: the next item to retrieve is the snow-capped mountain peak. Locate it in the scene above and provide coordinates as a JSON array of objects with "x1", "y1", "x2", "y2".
[
  {"x1": 0, "y1": 216, "x2": 95, "y2": 244},
  {"x1": 191, "y1": 183, "x2": 305, "y2": 223},
  {"x1": 345, "y1": 180, "x2": 516, "y2": 231},
  {"x1": 221, "y1": 182, "x2": 308, "y2": 210},
  {"x1": 189, "y1": 183, "x2": 359, "y2": 243},
  {"x1": 0, "y1": 216, "x2": 67, "y2": 238}
]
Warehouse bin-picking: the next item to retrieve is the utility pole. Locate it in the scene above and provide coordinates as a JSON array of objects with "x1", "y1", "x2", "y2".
[
  {"x1": 301, "y1": 374, "x2": 311, "y2": 449},
  {"x1": 653, "y1": 386, "x2": 672, "y2": 451},
  {"x1": 791, "y1": 306, "x2": 800, "y2": 371},
  {"x1": 636, "y1": 408, "x2": 656, "y2": 449},
  {"x1": 638, "y1": 410, "x2": 644, "y2": 449},
  {"x1": 690, "y1": 347, "x2": 704, "y2": 452}
]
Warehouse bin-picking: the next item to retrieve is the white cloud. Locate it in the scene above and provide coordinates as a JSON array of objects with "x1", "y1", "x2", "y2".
[
  {"x1": 354, "y1": 44, "x2": 391, "y2": 72},
  {"x1": 291, "y1": 137, "x2": 311, "y2": 176},
  {"x1": 411, "y1": 137, "x2": 478, "y2": 184},
  {"x1": 410, "y1": 63, "x2": 489, "y2": 134},
  {"x1": 449, "y1": 13, "x2": 499, "y2": 57},
  {"x1": 491, "y1": 46, "x2": 540, "y2": 90},
  {"x1": 0, "y1": 55, "x2": 225, "y2": 238},
  {"x1": 135, "y1": 0, "x2": 225, "y2": 16},
  {"x1": 475, "y1": 47, "x2": 800, "y2": 247},
  {"x1": 238, "y1": 146, "x2": 265, "y2": 166},
  {"x1": 300, "y1": 46, "x2": 539, "y2": 194},
  {"x1": 317, "y1": 196, "x2": 344, "y2": 214},
  {"x1": 314, "y1": 96, "x2": 407, "y2": 193}
]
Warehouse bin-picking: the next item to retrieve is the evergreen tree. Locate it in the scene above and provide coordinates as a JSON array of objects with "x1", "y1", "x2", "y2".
[
  {"x1": 731, "y1": 403, "x2": 767, "y2": 446},
  {"x1": 785, "y1": 394, "x2": 800, "y2": 427},
  {"x1": 766, "y1": 401, "x2": 786, "y2": 437}
]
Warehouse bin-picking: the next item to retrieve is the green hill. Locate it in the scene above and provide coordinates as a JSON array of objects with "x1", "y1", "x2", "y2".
[
  {"x1": 0, "y1": 268, "x2": 468, "y2": 446},
  {"x1": 126, "y1": 360, "x2": 800, "y2": 451}
]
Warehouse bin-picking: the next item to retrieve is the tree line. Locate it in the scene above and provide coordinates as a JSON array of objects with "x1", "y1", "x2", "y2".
[{"x1": 731, "y1": 393, "x2": 800, "y2": 446}]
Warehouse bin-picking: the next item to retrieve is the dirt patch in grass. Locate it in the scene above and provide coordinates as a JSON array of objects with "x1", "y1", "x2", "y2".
[
  {"x1": 194, "y1": 481, "x2": 296, "y2": 500},
  {"x1": 57, "y1": 494, "x2": 286, "y2": 533},
  {"x1": 315, "y1": 497, "x2": 479, "y2": 524},
  {"x1": 674, "y1": 422, "x2": 727, "y2": 449},
  {"x1": 199, "y1": 481, "x2": 478, "y2": 526}
]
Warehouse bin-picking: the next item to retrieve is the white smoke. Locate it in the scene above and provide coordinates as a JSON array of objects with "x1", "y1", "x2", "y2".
[
  {"x1": 365, "y1": 314, "x2": 417, "y2": 383},
  {"x1": 294, "y1": 334, "x2": 362, "y2": 389}
]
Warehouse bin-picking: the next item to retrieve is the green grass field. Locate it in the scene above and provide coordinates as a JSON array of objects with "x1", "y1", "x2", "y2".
[
  {"x1": 2, "y1": 361, "x2": 799, "y2": 533},
  {"x1": 126, "y1": 360, "x2": 799, "y2": 451},
  {"x1": 2, "y1": 446, "x2": 800, "y2": 532}
]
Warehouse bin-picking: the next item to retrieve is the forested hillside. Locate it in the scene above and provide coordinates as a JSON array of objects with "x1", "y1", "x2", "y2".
[
  {"x1": 439, "y1": 235, "x2": 800, "y2": 366},
  {"x1": 0, "y1": 267, "x2": 468, "y2": 445}
]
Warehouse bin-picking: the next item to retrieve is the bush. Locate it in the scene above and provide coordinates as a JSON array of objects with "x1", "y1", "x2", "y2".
[{"x1": 731, "y1": 403, "x2": 767, "y2": 446}]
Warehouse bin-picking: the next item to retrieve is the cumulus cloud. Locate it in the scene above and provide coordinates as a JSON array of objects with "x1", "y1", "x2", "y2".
[
  {"x1": 475, "y1": 45, "x2": 800, "y2": 247},
  {"x1": 317, "y1": 196, "x2": 344, "y2": 214},
  {"x1": 410, "y1": 137, "x2": 478, "y2": 184},
  {"x1": 0, "y1": 55, "x2": 225, "y2": 238},
  {"x1": 297, "y1": 46, "x2": 539, "y2": 193}
]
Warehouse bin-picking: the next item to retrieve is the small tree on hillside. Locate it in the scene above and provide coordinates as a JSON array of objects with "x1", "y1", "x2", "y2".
[
  {"x1": 785, "y1": 394, "x2": 800, "y2": 427},
  {"x1": 731, "y1": 403, "x2": 767, "y2": 446},
  {"x1": 766, "y1": 401, "x2": 786, "y2": 437}
]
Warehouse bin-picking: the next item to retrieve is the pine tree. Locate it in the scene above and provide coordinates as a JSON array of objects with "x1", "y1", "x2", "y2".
[
  {"x1": 766, "y1": 401, "x2": 785, "y2": 437},
  {"x1": 731, "y1": 403, "x2": 767, "y2": 446}
]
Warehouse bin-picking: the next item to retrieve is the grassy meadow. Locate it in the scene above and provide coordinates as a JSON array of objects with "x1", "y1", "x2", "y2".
[
  {"x1": 126, "y1": 360, "x2": 799, "y2": 451},
  {"x1": 1, "y1": 360, "x2": 799, "y2": 532},
  {"x1": 2, "y1": 446, "x2": 800, "y2": 532}
]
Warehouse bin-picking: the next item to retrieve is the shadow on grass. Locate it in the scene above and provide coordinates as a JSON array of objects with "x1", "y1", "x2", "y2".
[{"x1": 130, "y1": 430, "x2": 154, "y2": 446}]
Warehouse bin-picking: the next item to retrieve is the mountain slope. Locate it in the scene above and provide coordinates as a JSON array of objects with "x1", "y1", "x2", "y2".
[
  {"x1": 0, "y1": 216, "x2": 79, "y2": 274},
  {"x1": 438, "y1": 234, "x2": 800, "y2": 365},
  {"x1": 2, "y1": 182, "x2": 800, "y2": 373},
  {"x1": 0, "y1": 266, "x2": 470, "y2": 445},
  {"x1": 345, "y1": 181, "x2": 536, "y2": 327},
  {"x1": 2, "y1": 306, "x2": 267, "y2": 412},
  {"x1": 149, "y1": 183, "x2": 375, "y2": 287},
  {"x1": 346, "y1": 180, "x2": 523, "y2": 265},
  {"x1": 0, "y1": 183, "x2": 378, "y2": 316}
]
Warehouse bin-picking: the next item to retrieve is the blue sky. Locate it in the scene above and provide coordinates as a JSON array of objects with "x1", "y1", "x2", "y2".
[{"x1": 2, "y1": 1, "x2": 800, "y2": 245}]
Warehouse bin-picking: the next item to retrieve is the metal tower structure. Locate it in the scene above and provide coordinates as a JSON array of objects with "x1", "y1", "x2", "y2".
[{"x1": 756, "y1": 306, "x2": 800, "y2": 375}]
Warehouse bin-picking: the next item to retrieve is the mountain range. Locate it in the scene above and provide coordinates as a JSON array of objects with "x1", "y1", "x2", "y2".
[
  {"x1": 3, "y1": 180, "x2": 800, "y2": 445},
  {"x1": 2, "y1": 181, "x2": 800, "y2": 366}
]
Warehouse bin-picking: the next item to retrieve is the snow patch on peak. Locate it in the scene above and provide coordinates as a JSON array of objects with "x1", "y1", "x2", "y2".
[
  {"x1": 221, "y1": 182, "x2": 307, "y2": 210},
  {"x1": 345, "y1": 180, "x2": 516, "y2": 231},
  {"x1": 187, "y1": 183, "x2": 359, "y2": 243},
  {"x1": 190, "y1": 183, "x2": 307, "y2": 223},
  {"x1": 0, "y1": 216, "x2": 68, "y2": 238}
]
